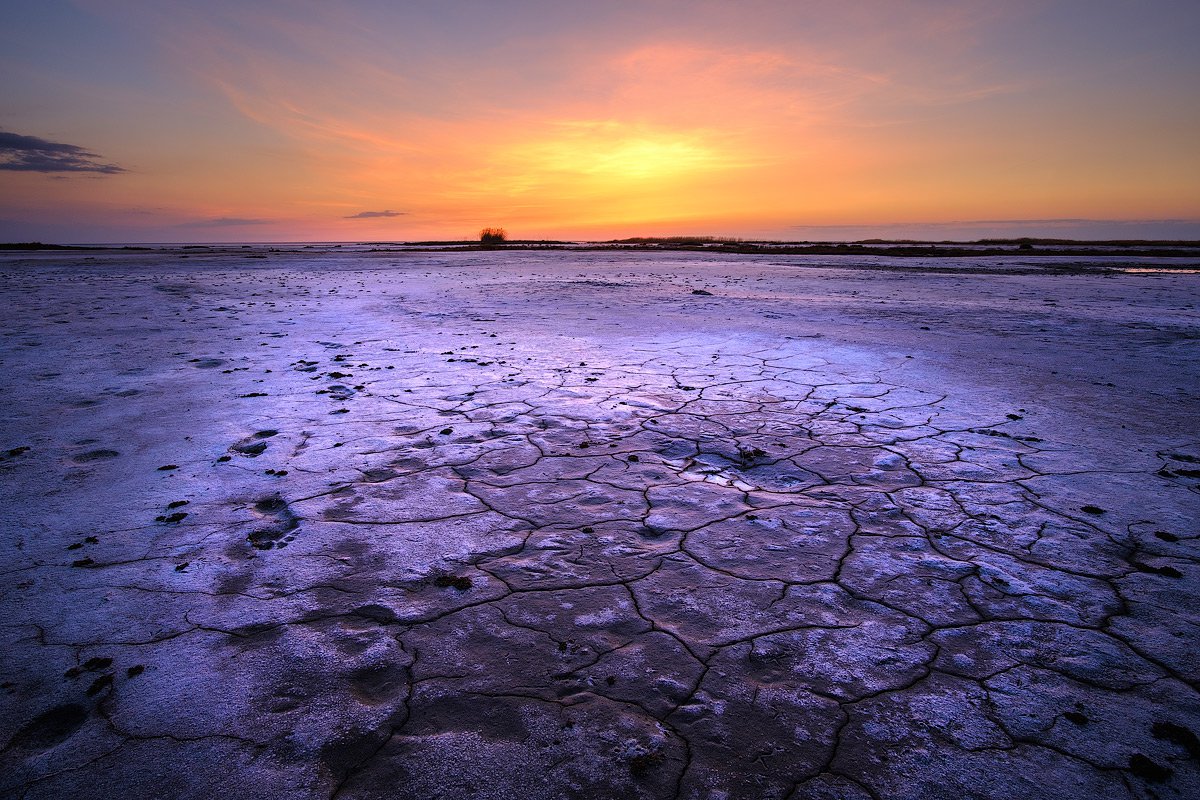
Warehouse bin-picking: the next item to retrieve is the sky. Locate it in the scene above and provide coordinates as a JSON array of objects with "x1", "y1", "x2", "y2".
[{"x1": 1, "y1": 0, "x2": 1198, "y2": 243}]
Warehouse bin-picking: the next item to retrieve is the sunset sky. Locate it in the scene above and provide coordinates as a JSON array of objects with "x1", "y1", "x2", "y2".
[{"x1": 2, "y1": 0, "x2": 1198, "y2": 243}]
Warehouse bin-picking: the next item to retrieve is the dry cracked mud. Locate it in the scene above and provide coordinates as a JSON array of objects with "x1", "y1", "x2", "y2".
[{"x1": 1, "y1": 247, "x2": 1198, "y2": 799}]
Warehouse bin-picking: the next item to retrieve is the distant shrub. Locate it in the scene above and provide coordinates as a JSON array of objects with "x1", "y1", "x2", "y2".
[
  {"x1": 479, "y1": 227, "x2": 507, "y2": 246},
  {"x1": 609, "y1": 235, "x2": 744, "y2": 246}
]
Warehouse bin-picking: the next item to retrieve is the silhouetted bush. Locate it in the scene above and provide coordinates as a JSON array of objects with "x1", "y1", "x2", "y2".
[{"x1": 479, "y1": 227, "x2": 507, "y2": 246}]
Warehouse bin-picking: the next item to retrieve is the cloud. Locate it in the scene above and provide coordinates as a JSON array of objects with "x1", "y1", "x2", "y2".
[
  {"x1": 344, "y1": 209, "x2": 406, "y2": 219},
  {"x1": 178, "y1": 217, "x2": 270, "y2": 227},
  {"x1": 0, "y1": 130, "x2": 125, "y2": 174}
]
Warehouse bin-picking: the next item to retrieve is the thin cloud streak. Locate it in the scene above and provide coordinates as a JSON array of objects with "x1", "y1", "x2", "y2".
[{"x1": 345, "y1": 210, "x2": 405, "y2": 219}]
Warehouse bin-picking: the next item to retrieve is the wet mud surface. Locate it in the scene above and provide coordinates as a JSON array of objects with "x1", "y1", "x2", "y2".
[{"x1": 1, "y1": 248, "x2": 1198, "y2": 799}]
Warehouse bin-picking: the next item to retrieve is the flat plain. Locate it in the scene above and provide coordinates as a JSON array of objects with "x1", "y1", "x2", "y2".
[{"x1": 1, "y1": 246, "x2": 1198, "y2": 799}]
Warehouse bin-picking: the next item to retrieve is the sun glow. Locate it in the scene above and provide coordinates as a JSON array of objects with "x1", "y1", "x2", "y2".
[{"x1": 518, "y1": 121, "x2": 732, "y2": 182}]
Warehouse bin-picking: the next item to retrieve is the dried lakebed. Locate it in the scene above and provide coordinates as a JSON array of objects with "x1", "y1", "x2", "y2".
[{"x1": 1, "y1": 248, "x2": 1198, "y2": 799}]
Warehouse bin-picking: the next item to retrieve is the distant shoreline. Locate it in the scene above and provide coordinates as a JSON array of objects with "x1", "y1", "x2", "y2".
[{"x1": 5, "y1": 238, "x2": 1200, "y2": 259}]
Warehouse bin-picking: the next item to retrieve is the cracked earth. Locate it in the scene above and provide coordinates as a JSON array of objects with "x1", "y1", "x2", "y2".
[{"x1": 1, "y1": 248, "x2": 1198, "y2": 799}]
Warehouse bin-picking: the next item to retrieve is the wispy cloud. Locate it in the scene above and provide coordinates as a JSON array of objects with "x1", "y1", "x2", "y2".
[
  {"x1": 344, "y1": 209, "x2": 405, "y2": 219},
  {"x1": 0, "y1": 130, "x2": 125, "y2": 174}
]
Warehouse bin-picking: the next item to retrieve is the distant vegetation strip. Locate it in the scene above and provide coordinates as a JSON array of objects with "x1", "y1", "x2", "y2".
[
  {"x1": 3, "y1": 238, "x2": 1199, "y2": 259},
  {"x1": 401, "y1": 239, "x2": 570, "y2": 246},
  {"x1": 390, "y1": 239, "x2": 1200, "y2": 258},
  {"x1": 0, "y1": 242, "x2": 150, "y2": 250},
  {"x1": 588, "y1": 241, "x2": 1200, "y2": 258}
]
